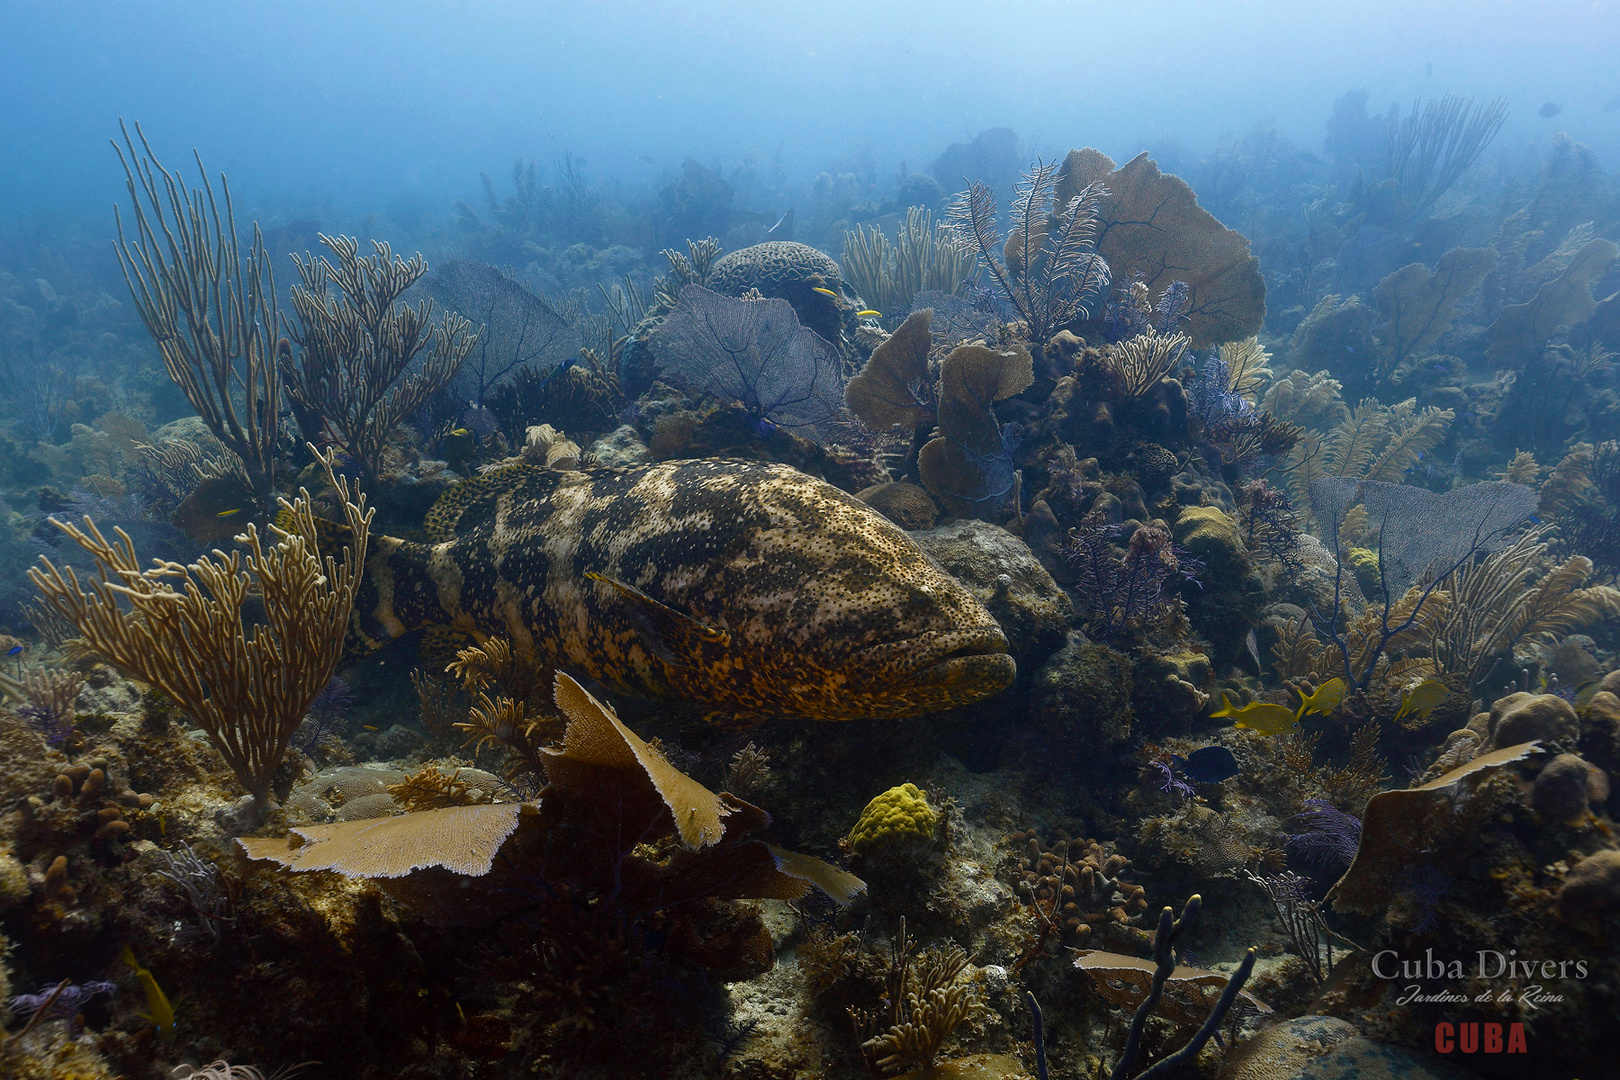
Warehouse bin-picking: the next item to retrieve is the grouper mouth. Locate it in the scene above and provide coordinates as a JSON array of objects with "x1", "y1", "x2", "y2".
[{"x1": 854, "y1": 627, "x2": 1017, "y2": 702}]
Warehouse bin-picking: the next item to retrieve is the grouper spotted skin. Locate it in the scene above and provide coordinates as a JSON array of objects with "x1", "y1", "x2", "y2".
[{"x1": 354, "y1": 458, "x2": 1016, "y2": 721}]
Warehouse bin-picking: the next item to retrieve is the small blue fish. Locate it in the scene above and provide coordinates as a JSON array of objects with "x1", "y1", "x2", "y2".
[
  {"x1": 6, "y1": 645, "x2": 21, "y2": 657},
  {"x1": 1171, "y1": 745, "x2": 1241, "y2": 784}
]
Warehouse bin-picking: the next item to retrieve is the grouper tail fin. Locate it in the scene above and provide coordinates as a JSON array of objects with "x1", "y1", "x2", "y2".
[{"x1": 276, "y1": 504, "x2": 356, "y2": 561}]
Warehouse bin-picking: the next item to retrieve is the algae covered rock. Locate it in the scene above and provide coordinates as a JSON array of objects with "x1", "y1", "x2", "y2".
[
  {"x1": 1293, "y1": 1037, "x2": 1483, "y2": 1079},
  {"x1": 1490, "y1": 691, "x2": 1579, "y2": 749},
  {"x1": 0, "y1": 847, "x2": 26, "y2": 913},
  {"x1": 1532, "y1": 753, "x2": 1605, "y2": 823},
  {"x1": 1218, "y1": 1015, "x2": 1358, "y2": 1079},
  {"x1": 1033, "y1": 631, "x2": 1135, "y2": 751},
  {"x1": 1172, "y1": 504, "x2": 1243, "y2": 553},
  {"x1": 1557, "y1": 849, "x2": 1620, "y2": 922},
  {"x1": 0, "y1": 714, "x2": 59, "y2": 807},
  {"x1": 1132, "y1": 647, "x2": 1214, "y2": 729},
  {"x1": 910, "y1": 519, "x2": 1071, "y2": 673},
  {"x1": 1172, "y1": 504, "x2": 1265, "y2": 662},
  {"x1": 846, "y1": 782, "x2": 940, "y2": 855}
]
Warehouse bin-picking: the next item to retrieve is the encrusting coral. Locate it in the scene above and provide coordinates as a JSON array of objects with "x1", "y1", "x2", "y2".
[{"x1": 845, "y1": 783, "x2": 940, "y2": 855}]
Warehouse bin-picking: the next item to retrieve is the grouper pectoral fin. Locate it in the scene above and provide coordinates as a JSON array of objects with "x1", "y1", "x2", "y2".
[
  {"x1": 419, "y1": 625, "x2": 477, "y2": 671},
  {"x1": 584, "y1": 572, "x2": 731, "y2": 664}
]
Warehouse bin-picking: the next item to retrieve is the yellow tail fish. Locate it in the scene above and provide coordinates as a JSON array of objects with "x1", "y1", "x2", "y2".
[
  {"x1": 1393, "y1": 679, "x2": 1450, "y2": 724},
  {"x1": 811, "y1": 286, "x2": 839, "y2": 297},
  {"x1": 121, "y1": 945, "x2": 175, "y2": 1036},
  {"x1": 1211, "y1": 692, "x2": 1300, "y2": 736},
  {"x1": 1295, "y1": 677, "x2": 1347, "y2": 721}
]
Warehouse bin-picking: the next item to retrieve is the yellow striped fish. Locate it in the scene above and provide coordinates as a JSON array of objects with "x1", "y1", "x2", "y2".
[
  {"x1": 1211, "y1": 692, "x2": 1300, "y2": 736},
  {"x1": 1295, "y1": 677, "x2": 1347, "y2": 720},
  {"x1": 1393, "y1": 679, "x2": 1450, "y2": 724},
  {"x1": 121, "y1": 945, "x2": 175, "y2": 1036}
]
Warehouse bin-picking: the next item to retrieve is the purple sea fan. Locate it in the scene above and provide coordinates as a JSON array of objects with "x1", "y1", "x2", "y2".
[
  {"x1": 292, "y1": 676, "x2": 351, "y2": 757},
  {"x1": 1186, "y1": 354, "x2": 1253, "y2": 431},
  {"x1": 7, "y1": 979, "x2": 117, "y2": 1020},
  {"x1": 18, "y1": 703, "x2": 75, "y2": 748},
  {"x1": 1284, "y1": 799, "x2": 1362, "y2": 875},
  {"x1": 1064, "y1": 511, "x2": 1202, "y2": 642},
  {"x1": 1147, "y1": 759, "x2": 1194, "y2": 800},
  {"x1": 1396, "y1": 865, "x2": 1452, "y2": 935}
]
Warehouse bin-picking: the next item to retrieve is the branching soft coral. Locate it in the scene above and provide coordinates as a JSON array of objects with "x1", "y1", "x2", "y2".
[
  {"x1": 948, "y1": 162, "x2": 1110, "y2": 344},
  {"x1": 1063, "y1": 511, "x2": 1200, "y2": 642}
]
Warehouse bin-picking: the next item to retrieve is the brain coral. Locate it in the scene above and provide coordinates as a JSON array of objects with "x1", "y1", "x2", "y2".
[
  {"x1": 706, "y1": 241, "x2": 845, "y2": 343},
  {"x1": 708, "y1": 241, "x2": 842, "y2": 296},
  {"x1": 845, "y1": 782, "x2": 939, "y2": 854}
]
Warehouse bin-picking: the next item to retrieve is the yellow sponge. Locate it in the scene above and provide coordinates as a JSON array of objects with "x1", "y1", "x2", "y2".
[{"x1": 845, "y1": 783, "x2": 939, "y2": 854}]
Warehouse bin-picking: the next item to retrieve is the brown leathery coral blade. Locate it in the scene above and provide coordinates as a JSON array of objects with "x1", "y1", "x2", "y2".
[
  {"x1": 548, "y1": 671, "x2": 732, "y2": 849},
  {"x1": 237, "y1": 802, "x2": 527, "y2": 879},
  {"x1": 1328, "y1": 741, "x2": 1542, "y2": 914},
  {"x1": 1073, "y1": 950, "x2": 1270, "y2": 1024},
  {"x1": 844, "y1": 308, "x2": 935, "y2": 433},
  {"x1": 1056, "y1": 148, "x2": 1265, "y2": 347}
]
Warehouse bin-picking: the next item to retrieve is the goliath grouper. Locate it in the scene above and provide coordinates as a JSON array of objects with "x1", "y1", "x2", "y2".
[{"x1": 351, "y1": 458, "x2": 1015, "y2": 721}]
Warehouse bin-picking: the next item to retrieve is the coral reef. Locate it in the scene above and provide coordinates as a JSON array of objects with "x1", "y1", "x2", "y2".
[{"x1": 8, "y1": 100, "x2": 1620, "y2": 1080}]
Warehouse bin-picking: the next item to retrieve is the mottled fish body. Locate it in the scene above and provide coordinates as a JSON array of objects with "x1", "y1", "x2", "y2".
[{"x1": 355, "y1": 459, "x2": 1014, "y2": 721}]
